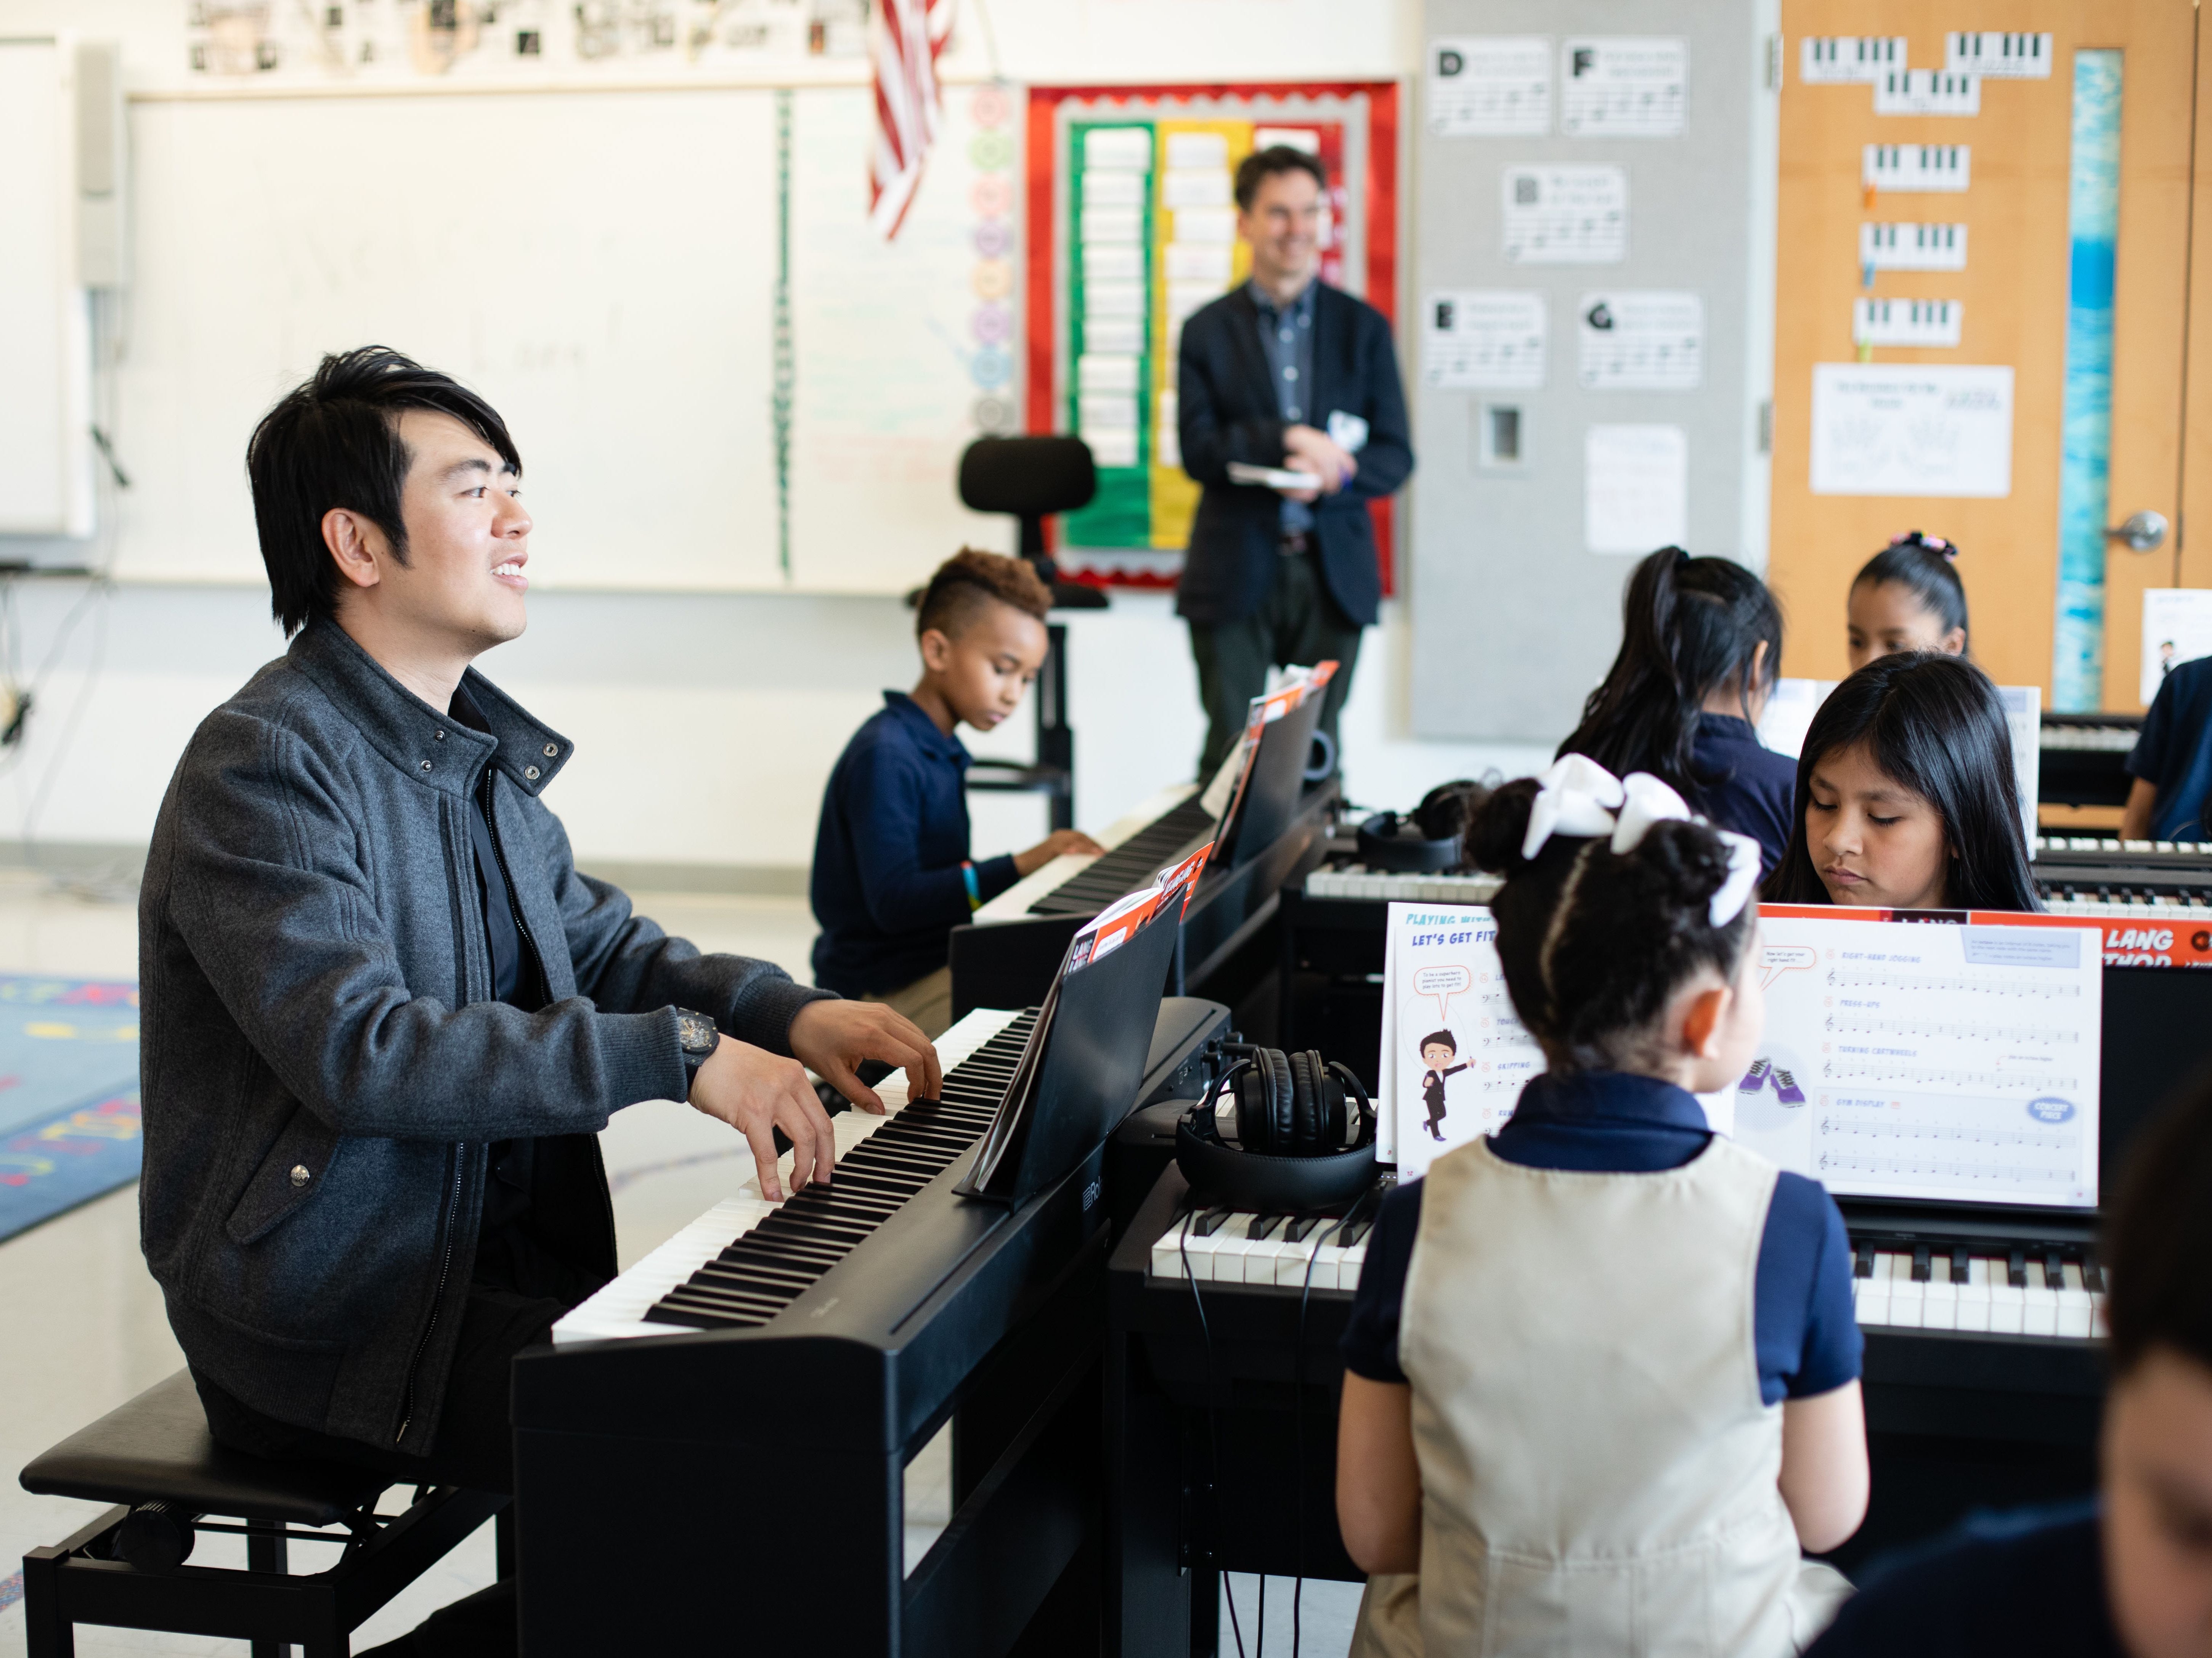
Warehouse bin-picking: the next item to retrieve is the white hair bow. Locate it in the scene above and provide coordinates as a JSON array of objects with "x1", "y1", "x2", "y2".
[{"x1": 1523, "y1": 755, "x2": 1763, "y2": 927}]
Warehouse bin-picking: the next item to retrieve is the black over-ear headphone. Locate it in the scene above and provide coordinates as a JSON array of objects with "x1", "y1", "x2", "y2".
[
  {"x1": 1355, "y1": 779, "x2": 1487, "y2": 872},
  {"x1": 1176, "y1": 1043, "x2": 1377, "y2": 1212}
]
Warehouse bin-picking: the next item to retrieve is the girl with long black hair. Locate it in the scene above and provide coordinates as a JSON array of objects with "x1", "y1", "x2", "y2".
[
  {"x1": 1764, "y1": 652, "x2": 2040, "y2": 912},
  {"x1": 1846, "y1": 532, "x2": 1970, "y2": 671},
  {"x1": 1559, "y1": 546, "x2": 1796, "y2": 872}
]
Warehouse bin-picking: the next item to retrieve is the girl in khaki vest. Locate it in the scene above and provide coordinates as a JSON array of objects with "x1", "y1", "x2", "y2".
[{"x1": 1336, "y1": 758, "x2": 1870, "y2": 1656}]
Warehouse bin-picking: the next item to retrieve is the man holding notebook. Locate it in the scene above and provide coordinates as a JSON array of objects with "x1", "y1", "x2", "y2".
[{"x1": 1174, "y1": 143, "x2": 1414, "y2": 781}]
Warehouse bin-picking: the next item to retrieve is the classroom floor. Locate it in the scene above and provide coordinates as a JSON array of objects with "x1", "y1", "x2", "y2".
[{"x1": 0, "y1": 873, "x2": 1357, "y2": 1657}]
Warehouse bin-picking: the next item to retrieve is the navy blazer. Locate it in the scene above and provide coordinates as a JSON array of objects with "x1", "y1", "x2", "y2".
[{"x1": 1175, "y1": 282, "x2": 1414, "y2": 628}]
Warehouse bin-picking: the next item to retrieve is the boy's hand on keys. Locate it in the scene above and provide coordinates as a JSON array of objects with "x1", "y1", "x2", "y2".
[{"x1": 1013, "y1": 828, "x2": 1104, "y2": 878}]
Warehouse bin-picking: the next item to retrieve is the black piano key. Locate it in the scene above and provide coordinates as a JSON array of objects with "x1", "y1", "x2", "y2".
[
  {"x1": 1951, "y1": 1246, "x2": 1972, "y2": 1285},
  {"x1": 2008, "y1": 1249, "x2": 2028, "y2": 1290},
  {"x1": 1193, "y1": 1207, "x2": 1232, "y2": 1238},
  {"x1": 673, "y1": 1278, "x2": 792, "y2": 1316},
  {"x1": 1853, "y1": 1241, "x2": 1875, "y2": 1279},
  {"x1": 1284, "y1": 1216, "x2": 1318, "y2": 1244},
  {"x1": 1339, "y1": 1218, "x2": 1374, "y2": 1248},
  {"x1": 2084, "y1": 1258, "x2": 2106, "y2": 1293},
  {"x1": 1246, "y1": 1214, "x2": 1284, "y2": 1241},
  {"x1": 2045, "y1": 1250, "x2": 2068, "y2": 1289},
  {"x1": 697, "y1": 1258, "x2": 815, "y2": 1294},
  {"x1": 643, "y1": 1302, "x2": 764, "y2": 1330},
  {"x1": 1911, "y1": 1245, "x2": 1931, "y2": 1283}
]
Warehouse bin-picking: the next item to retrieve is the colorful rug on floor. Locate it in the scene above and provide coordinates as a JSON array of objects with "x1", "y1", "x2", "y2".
[{"x1": 0, "y1": 974, "x2": 141, "y2": 1244}]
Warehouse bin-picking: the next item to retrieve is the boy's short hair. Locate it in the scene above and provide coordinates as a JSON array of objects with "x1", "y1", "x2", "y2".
[
  {"x1": 913, "y1": 548, "x2": 1052, "y2": 640},
  {"x1": 247, "y1": 346, "x2": 521, "y2": 638},
  {"x1": 1234, "y1": 144, "x2": 1328, "y2": 211},
  {"x1": 2105, "y1": 1072, "x2": 2212, "y2": 1377},
  {"x1": 1420, "y1": 1030, "x2": 1456, "y2": 1055}
]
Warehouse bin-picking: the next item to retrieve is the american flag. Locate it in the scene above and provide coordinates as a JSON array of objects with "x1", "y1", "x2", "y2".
[{"x1": 869, "y1": 0, "x2": 957, "y2": 239}]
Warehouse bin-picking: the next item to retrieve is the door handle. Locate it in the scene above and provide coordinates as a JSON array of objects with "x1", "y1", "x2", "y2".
[{"x1": 2106, "y1": 510, "x2": 2170, "y2": 552}]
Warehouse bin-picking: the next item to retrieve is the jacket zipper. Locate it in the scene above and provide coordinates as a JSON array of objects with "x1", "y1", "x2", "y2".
[
  {"x1": 396, "y1": 1140, "x2": 465, "y2": 1443},
  {"x1": 395, "y1": 767, "x2": 555, "y2": 1444}
]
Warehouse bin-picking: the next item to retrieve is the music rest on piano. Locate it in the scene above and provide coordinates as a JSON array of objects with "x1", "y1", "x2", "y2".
[
  {"x1": 2039, "y1": 711, "x2": 2141, "y2": 809},
  {"x1": 518, "y1": 995, "x2": 1230, "y2": 1658}
]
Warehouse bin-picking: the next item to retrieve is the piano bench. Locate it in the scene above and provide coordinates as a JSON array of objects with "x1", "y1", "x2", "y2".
[{"x1": 17, "y1": 1370, "x2": 507, "y2": 1658}]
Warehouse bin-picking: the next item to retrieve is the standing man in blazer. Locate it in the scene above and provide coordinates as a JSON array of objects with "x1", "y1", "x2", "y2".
[{"x1": 1176, "y1": 144, "x2": 1415, "y2": 780}]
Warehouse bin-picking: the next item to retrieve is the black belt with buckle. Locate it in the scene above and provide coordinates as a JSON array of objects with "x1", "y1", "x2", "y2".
[{"x1": 1278, "y1": 530, "x2": 1314, "y2": 557}]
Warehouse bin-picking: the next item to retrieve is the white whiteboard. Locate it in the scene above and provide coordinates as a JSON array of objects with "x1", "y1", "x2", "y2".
[{"x1": 116, "y1": 83, "x2": 1006, "y2": 592}]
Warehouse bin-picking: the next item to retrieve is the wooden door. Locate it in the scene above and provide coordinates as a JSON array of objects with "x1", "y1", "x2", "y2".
[{"x1": 1770, "y1": 1, "x2": 2195, "y2": 711}]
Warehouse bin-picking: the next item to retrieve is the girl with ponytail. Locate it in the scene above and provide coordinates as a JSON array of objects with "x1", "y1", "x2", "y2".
[
  {"x1": 1560, "y1": 546, "x2": 1796, "y2": 873},
  {"x1": 1846, "y1": 532, "x2": 1970, "y2": 671},
  {"x1": 1338, "y1": 757, "x2": 1867, "y2": 1657}
]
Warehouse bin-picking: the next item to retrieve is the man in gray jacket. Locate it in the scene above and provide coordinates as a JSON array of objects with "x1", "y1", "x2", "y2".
[{"x1": 139, "y1": 347, "x2": 937, "y2": 1655}]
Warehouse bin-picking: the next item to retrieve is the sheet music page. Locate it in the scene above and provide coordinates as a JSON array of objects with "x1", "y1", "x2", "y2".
[
  {"x1": 1384, "y1": 904, "x2": 1542, "y2": 1180},
  {"x1": 1742, "y1": 910, "x2": 2103, "y2": 1208}
]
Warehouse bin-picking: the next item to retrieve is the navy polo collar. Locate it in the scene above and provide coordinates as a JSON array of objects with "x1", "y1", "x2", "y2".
[
  {"x1": 881, "y1": 691, "x2": 971, "y2": 767},
  {"x1": 1510, "y1": 1070, "x2": 1713, "y2": 1135},
  {"x1": 286, "y1": 617, "x2": 573, "y2": 799}
]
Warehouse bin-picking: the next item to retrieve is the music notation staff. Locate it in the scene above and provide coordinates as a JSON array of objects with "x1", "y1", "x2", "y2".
[
  {"x1": 1824, "y1": 1013, "x2": 2080, "y2": 1044},
  {"x1": 1825, "y1": 966, "x2": 2083, "y2": 998},
  {"x1": 1821, "y1": 1153, "x2": 2073, "y2": 1186},
  {"x1": 1819, "y1": 1058, "x2": 2079, "y2": 1091},
  {"x1": 1817, "y1": 1116, "x2": 2076, "y2": 1153}
]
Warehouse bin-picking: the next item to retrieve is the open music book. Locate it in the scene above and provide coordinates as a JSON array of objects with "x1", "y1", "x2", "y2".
[
  {"x1": 1381, "y1": 900, "x2": 2105, "y2": 1209},
  {"x1": 956, "y1": 844, "x2": 1212, "y2": 1205}
]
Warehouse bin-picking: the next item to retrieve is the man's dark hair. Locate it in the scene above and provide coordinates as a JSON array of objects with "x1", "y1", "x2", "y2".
[
  {"x1": 1234, "y1": 144, "x2": 1328, "y2": 211},
  {"x1": 247, "y1": 346, "x2": 521, "y2": 637},
  {"x1": 1763, "y1": 651, "x2": 2040, "y2": 911},
  {"x1": 2105, "y1": 1071, "x2": 2212, "y2": 1378},
  {"x1": 913, "y1": 548, "x2": 1051, "y2": 640},
  {"x1": 1420, "y1": 1030, "x2": 1457, "y2": 1056}
]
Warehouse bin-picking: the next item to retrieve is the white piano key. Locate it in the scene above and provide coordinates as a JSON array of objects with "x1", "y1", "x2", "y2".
[
  {"x1": 1855, "y1": 1255, "x2": 1890, "y2": 1326},
  {"x1": 1151, "y1": 1233, "x2": 1188, "y2": 1280},
  {"x1": 2023, "y1": 1261, "x2": 2060, "y2": 1338},
  {"x1": 1273, "y1": 1233, "x2": 1326, "y2": 1287},
  {"x1": 1885, "y1": 1254, "x2": 1925, "y2": 1330},
  {"x1": 2090, "y1": 1291, "x2": 2109, "y2": 1338},
  {"x1": 1990, "y1": 1262, "x2": 2027, "y2": 1335},
  {"x1": 1340, "y1": 1242, "x2": 1367, "y2": 1289},
  {"x1": 1309, "y1": 1243, "x2": 1347, "y2": 1291},
  {"x1": 1922, "y1": 1257, "x2": 1958, "y2": 1331},
  {"x1": 1956, "y1": 1257, "x2": 1993, "y2": 1332},
  {"x1": 2057, "y1": 1262, "x2": 2094, "y2": 1339}
]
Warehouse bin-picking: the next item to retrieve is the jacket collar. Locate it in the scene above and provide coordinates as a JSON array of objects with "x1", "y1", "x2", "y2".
[
  {"x1": 286, "y1": 617, "x2": 574, "y2": 800},
  {"x1": 881, "y1": 691, "x2": 971, "y2": 767},
  {"x1": 1228, "y1": 279, "x2": 1340, "y2": 433}
]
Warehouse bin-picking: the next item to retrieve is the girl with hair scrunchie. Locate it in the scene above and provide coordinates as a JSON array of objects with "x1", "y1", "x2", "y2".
[
  {"x1": 1847, "y1": 532, "x2": 1971, "y2": 671},
  {"x1": 1336, "y1": 756, "x2": 1869, "y2": 1658}
]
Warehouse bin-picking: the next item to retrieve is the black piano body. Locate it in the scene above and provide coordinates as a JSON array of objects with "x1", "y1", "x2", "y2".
[{"x1": 514, "y1": 996, "x2": 1229, "y2": 1657}]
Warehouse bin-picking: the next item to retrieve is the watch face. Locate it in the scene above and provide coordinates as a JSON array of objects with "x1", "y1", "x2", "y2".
[{"x1": 678, "y1": 1013, "x2": 715, "y2": 1053}]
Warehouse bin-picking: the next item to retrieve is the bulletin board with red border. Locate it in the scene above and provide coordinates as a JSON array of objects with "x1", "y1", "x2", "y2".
[{"x1": 1023, "y1": 82, "x2": 1401, "y2": 591}]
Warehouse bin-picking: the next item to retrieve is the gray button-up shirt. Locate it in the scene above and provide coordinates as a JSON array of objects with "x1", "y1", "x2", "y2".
[{"x1": 1250, "y1": 276, "x2": 1318, "y2": 535}]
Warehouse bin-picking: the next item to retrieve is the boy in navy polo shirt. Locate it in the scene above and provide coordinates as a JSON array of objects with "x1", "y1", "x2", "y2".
[
  {"x1": 809, "y1": 551, "x2": 1101, "y2": 1036},
  {"x1": 2122, "y1": 655, "x2": 2212, "y2": 843},
  {"x1": 1808, "y1": 1074, "x2": 2212, "y2": 1658}
]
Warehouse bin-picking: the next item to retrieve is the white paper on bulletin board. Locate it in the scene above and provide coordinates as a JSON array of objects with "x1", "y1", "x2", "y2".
[
  {"x1": 1585, "y1": 424, "x2": 1687, "y2": 553},
  {"x1": 1424, "y1": 290, "x2": 1547, "y2": 388},
  {"x1": 1502, "y1": 164, "x2": 1628, "y2": 264},
  {"x1": 1560, "y1": 37, "x2": 1688, "y2": 137},
  {"x1": 1428, "y1": 36, "x2": 1553, "y2": 136},
  {"x1": 1810, "y1": 364, "x2": 2014, "y2": 498},
  {"x1": 2142, "y1": 589, "x2": 2212, "y2": 703}
]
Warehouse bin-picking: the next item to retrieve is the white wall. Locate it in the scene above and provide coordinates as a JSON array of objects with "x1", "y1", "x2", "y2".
[{"x1": 0, "y1": 0, "x2": 1554, "y2": 879}]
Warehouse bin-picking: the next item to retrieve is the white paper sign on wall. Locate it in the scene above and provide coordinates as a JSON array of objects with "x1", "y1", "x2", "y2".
[
  {"x1": 1423, "y1": 291, "x2": 1548, "y2": 390},
  {"x1": 1560, "y1": 36, "x2": 1687, "y2": 137},
  {"x1": 1428, "y1": 35, "x2": 1553, "y2": 136},
  {"x1": 1810, "y1": 364, "x2": 2014, "y2": 498},
  {"x1": 1578, "y1": 291, "x2": 1703, "y2": 390},
  {"x1": 2141, "y1": 589, "x2": 2212, "y2": 704},
  {"x1": 1501, "y1": 164, "x2": 1628, "y2": 264},
  {"x1": 1585, "y1": 423, "x2": 1687, "y2": 553}
]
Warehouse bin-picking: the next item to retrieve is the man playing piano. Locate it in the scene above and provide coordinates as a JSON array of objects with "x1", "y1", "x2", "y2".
[
  {"x1": 1807, "y1": 1075, "x2": 2212, "y2": 1658},
  {"x1": 136, "y1": 347, "x2": 939, "y2": 1656}
]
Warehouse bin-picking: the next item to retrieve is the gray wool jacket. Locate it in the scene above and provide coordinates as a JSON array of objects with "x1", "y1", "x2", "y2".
[{"x1": 138, "y1": 619, "x2": 830, "y2": 1454}]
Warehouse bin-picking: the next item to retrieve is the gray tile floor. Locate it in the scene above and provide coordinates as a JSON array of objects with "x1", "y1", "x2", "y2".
[{"x1": 0, "y1": 876, "x2": 1360, "y2": 1655}]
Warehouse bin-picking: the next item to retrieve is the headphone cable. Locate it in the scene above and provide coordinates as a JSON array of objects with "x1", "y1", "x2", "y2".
[
  {"x1": 1292, "y1": 1186, "x2": 1378, "y2": 1658},
  {"x1": 1180, "y1": 1208, "x2": 1246, "y2": 1658}
]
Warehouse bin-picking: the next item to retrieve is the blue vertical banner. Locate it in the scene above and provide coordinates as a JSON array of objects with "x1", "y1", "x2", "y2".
[{"x1": 2053, "y1": 51, "x2": 2123, "y2": 711}]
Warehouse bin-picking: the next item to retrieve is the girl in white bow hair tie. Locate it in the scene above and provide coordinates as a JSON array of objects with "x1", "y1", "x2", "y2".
[{"x1": 1337, "y1": 756, "x2": 1868, "y2": 1658}]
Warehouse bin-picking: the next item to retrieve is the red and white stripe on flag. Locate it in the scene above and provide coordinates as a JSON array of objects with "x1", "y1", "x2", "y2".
[{"x1": 869, "y1": 0, "x2": 957, "y2": 239}]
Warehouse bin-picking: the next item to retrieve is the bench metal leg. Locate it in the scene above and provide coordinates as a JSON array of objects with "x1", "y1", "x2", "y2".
[
  {"x1": 247, "y1": 1518, "x2": 289, "y2": 1658},
  {"x1": 21, "y1": 1539, "x2": 76, "y2": 1658}
]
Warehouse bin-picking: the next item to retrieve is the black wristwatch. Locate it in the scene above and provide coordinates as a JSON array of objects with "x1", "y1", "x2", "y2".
[{"x1": 674, "y1": 1008, "x2": 720, "y2": 1087}]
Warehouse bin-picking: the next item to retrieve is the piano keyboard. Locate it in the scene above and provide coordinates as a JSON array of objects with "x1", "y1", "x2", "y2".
[
  {"x1": 553, "y1": 1006, "x2": 1030, "y2": 1345},
  {"x1": 1147, "y1": 1207, "x2": 1375, "y2": 1291},
  {"x1": 2033, "y1": 836, "x2": 2212, "y2": 858},
  {"x1": 2039, "y1": 721, "x2": 2140, "y2": 753},
  {"x1": 1141, "y1": 1214, "x2": 2106, "y2": 1345},
  {"x1": 973, "y1": 782, "x2": 1207, "y2": 923},
  {"x1": 1853, "y1": 1244, "x2": 2105, "y2": 1340},
  {"x1": 1305, "y1": 866, "x2": 1502, "y2": 903}
]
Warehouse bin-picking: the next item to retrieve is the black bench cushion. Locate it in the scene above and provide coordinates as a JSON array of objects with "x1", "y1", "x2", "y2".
[{"x1": 19, "y1": 1370, "x2": 388, "y2": 1526}]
